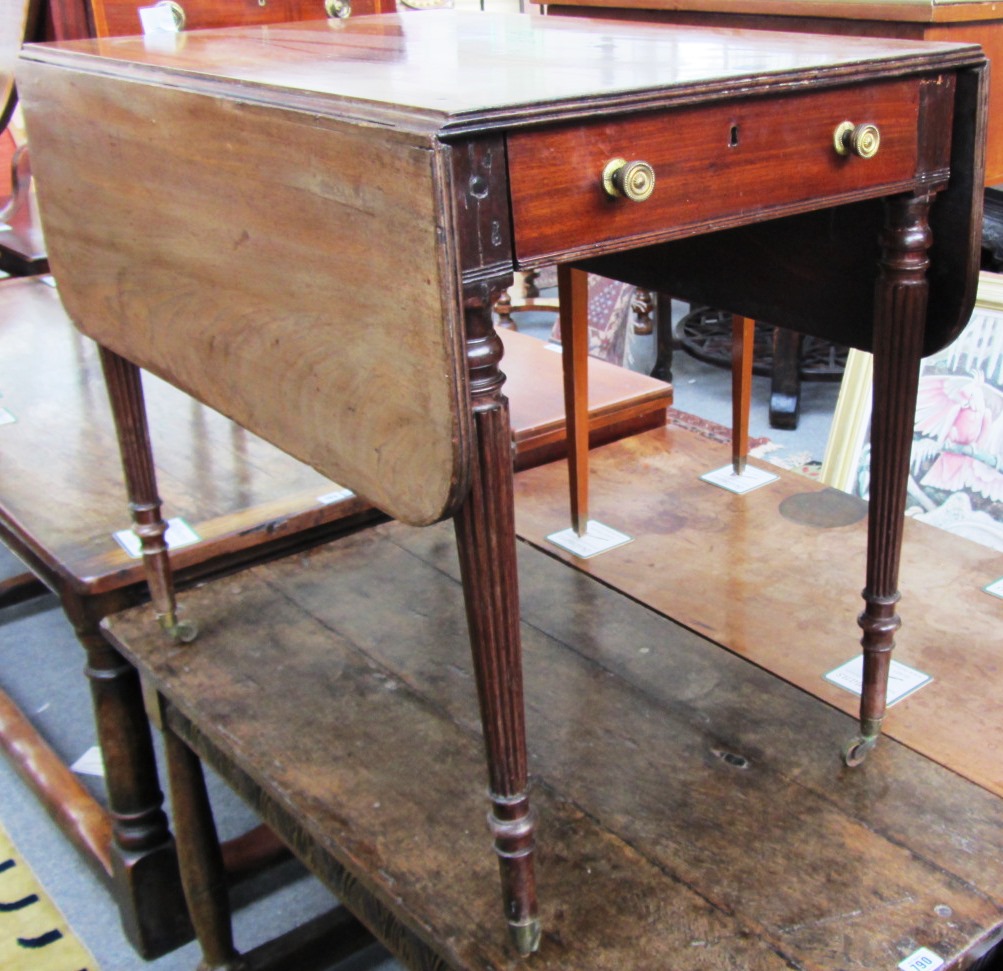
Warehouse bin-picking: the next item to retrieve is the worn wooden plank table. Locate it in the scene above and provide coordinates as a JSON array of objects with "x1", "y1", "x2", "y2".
[
  {"x1": 102, "y1": 516, "x2": 1003, "y2": 969},
  {"x1": 17, "y1": 10, "x2": 988, "y2": 959},
  {"x1": 0, "y1": 275, "x2": 664, "y2": 956}
]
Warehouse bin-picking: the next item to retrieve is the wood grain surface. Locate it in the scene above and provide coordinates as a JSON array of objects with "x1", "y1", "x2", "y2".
[
  {"x1": 500, "y1": 329, "x2": 671, "y2": 470},
  {"x1": 102, "y1": 517, "x2": 1003, "y2": 969},
  {"x1": 545, "y1": 1, "x2": 1003, "y2": 186},
  {"x1": 18, "y1": 64, "x2": 469, "y2": 526},
  {"x1": 514, "y1": 424, "x2": 1003, "y2": 800},
  {"x1": 0, "y1": 277, "x2": 372, "y2": 594},
  {"x1": 19, "y1": 13, "x2": 982, "y2": 134},
  {"x1": 507, "y1": 76, "x2": 943, "y2": 264}
]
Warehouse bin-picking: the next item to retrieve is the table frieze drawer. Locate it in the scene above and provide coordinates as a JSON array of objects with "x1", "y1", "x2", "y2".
[{"x1": 507, "y1": 75, "x2": 952, "y2": 264}]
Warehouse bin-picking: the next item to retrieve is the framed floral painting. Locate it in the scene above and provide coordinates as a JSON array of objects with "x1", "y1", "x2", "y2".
[{"x1": 822, "y1": 271, "x2": 1003, "y2": 551}]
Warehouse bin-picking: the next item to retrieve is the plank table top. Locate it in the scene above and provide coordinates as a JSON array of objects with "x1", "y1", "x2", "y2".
[
  {"x1": 0, "y1": 276, "x2": 370, "y2": 599},
  {"x1": 102, "y1": 511, "x2": 1003, "y2": 970}
]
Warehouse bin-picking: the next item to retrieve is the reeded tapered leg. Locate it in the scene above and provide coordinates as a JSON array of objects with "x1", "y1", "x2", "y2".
[
  {"x1": 844, "y1": 193, "x2": 933, "y2": 766},
  {"x1": 453, "y1": 282, "x2": 540, "y2": 955},
  {"x1": 99, "y1": 345, "x2": 195, "y2": 643},
  {"x1": 164, "y1": 726, "x2": 245, "y2": 971}
]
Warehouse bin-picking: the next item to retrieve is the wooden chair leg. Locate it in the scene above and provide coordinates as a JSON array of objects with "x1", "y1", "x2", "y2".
[
  {"x1": 731, "y1": 315, "x2": 755, "y2": 475},
  {"x1": 651, "y1": 293, "x2": 674, "y2": 382},
  {"x1": 98, "y1": 345, "x2": 195, "y2": 643},
  {"x1": 164, "y1": 726, "x2": 245, "y2": 971},
  {"x1": 453, "y1": 281, "x2": 539, "y2": 955},
  {"x1": 844, "y1": 192, "x2": 933, "y2": 767},
  {"x1": 558, "y1": 265, "x2": 591, "y2": 537},
  {"x1": 769, "y1": 326, "x2": 804, "y2": 430}
]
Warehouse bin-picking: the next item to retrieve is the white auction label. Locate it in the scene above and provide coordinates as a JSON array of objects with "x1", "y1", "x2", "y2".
[
  {"x1": 898, "y1": 947, "x2": 944, "y2": 971},
  {"x1": 317, "y1": 486, "x2": 355, "y2": 505},
  {"x1": 114, "y1": 517, "x2": 200, "y2": 558},
  {"x1": 824, "y1": 655, "x2": 932, "y2": 707},
  {"x1": 547, "y1": 520, "x2": 633, "y2": 559},
  {"x1": 138, "y1": 2, "x2": 179, "y2": 33},
  {"x1": 700, "y1": 463, "x2": 779, "y2": 495}
]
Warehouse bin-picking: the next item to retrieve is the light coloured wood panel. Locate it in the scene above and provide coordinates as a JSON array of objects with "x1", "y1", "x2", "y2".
[
  {"x1": 514, "y1": 425, "x2": 1003, "y2": 799},
  {"x1": 18, "y1": 63, "x2": 470, "y2": 526},
  {"x1": 540, "y1": 0, "x2": 1003, "y2": 25},
  {"x1": 927, "y1": 20, "x2": 1003, "y2": 182}
]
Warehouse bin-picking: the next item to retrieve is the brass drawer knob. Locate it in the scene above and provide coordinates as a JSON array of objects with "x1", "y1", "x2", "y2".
[
  {"x1": 833, "y1": 121, "x2": 880, "y2": 159},
  {"x1": 325, "y1": 0, "x2": 352, "y2": 17},
  {"x1": 602, "y1": 158, "x2": 656, "y2": 202}
]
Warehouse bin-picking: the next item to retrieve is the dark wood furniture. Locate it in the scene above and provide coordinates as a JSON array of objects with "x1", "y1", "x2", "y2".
[
  {"x1": 17, "y1": 10, "x2": 986, "y2": 959},
  {"x1": 542, "y1": 0, "x2": 1003, "y2": 425},
  {"x1": 100, "y1": 512, "x2": 1003, "y2": 969},
  {"x1": 0, "y1": 274, "x2": 380, "y2": 957},
  {"x1": 0, "y1": 275, "x2": 664, "y2": 955}
]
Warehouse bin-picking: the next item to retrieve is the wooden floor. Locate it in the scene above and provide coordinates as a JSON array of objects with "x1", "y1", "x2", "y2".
[
  {"x1": 102, "y1": 435, "x2": 1003, "y2": 968},
  {"x1": 515, "y1": 425, "x2": 1003, "y2": 800}
]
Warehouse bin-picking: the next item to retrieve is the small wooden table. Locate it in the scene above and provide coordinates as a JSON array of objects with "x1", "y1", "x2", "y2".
[
  {"x1": 541, "y1": 0, "x2": 1003, "y2": 185},
  {"x1": 17, "y1": 11, "x2": 987, "y2": 958},
  {"x1": 0, "y1": 275, "x2": 666, "y2": 955}
]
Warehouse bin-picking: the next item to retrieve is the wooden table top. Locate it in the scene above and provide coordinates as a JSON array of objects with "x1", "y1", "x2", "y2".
[
  {"x1": 540, "y1": 0, "x2": 1003, "y2": 25},
  {"x1": 102, "y1": 512, "x2": 1003, "y2": 969},
  {"x1": 21, "y1": 12, "x2": 982, "y2": 133},
  {"x1": 514, "y1": 425, "x2": 1003, "y2": 801},
  {"x1": 0, "y1": 276, "x2": 369, "y2": 596}
]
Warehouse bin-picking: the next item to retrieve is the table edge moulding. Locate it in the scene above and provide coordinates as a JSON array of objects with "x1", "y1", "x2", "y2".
[{"x1": 14, "y1": 10, "x2": 988, "y2": 962}]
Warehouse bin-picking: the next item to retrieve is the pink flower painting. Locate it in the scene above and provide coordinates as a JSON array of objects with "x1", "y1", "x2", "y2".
[{"x1": 913, "y1": 370, "x2": 1003, "y2": 503}]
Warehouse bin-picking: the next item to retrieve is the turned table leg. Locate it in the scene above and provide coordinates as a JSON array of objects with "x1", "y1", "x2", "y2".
[
  {"x1": 97, "y1": 344, "x2": 206, "y2": 950},
  {"x1": 844, "y1": 192, "x2": 933, "y2": 766},
  {"x1": 73, "y1": 606, "x2": 193, "y2": 956},
  {"x1": 453, "y1": 282, "x2": 540, "y2": 955},
  {"x1": 99, "y1": 346, "x2": 195, "y2": 644}
]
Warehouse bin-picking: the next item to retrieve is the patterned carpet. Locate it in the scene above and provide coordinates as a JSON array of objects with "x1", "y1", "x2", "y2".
[
  {"x1": 668, "y1": 406, "x2": 823, "y2": 480},
  {"x1": 0, "y1": 821, "x2": 98, "y2": 971}
]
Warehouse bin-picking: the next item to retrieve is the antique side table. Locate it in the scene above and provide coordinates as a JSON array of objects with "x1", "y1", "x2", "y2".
[
  {"x1": 540, "y1": 0, "x2": 1003, "y2": 421},
  {"x1": 17, "y1": 10, "x2": 987, "y2": 956}
]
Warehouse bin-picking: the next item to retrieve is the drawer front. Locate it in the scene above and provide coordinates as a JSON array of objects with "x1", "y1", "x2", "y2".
[
  {"x1": 507, "y1": 76, "x2": 948, "y2": 264},
  {"x1": 91, "y1": 0, "x2": 390, "y2": 38}
]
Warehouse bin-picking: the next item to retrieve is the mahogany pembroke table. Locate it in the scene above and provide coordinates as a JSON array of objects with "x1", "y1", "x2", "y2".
[{"x1": 17, "y1": 11, "x2": 986, "y2": 957}]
